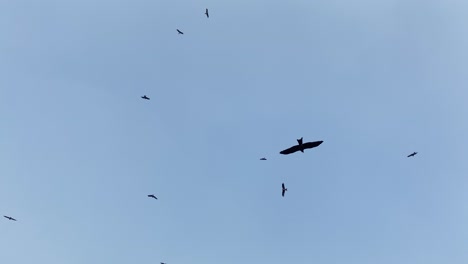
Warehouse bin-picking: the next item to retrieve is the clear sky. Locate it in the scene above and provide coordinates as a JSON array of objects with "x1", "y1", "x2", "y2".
[{"x1": 1, "y1": 0, "x2": 468, "y2": 263}]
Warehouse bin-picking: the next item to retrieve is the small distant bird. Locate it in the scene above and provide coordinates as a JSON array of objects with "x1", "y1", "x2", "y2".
[
  {"x1": 205, "y1": 8, "x2": 209, "y2": 18},
  {"x1": 161, "y1": 262, "x2": 166, "y2": 264},
  {"x1": 407, "y1": 152, "x2": 418, "y2": 157},
  {"x1": 280, "y1": 137, "x2": 323, "y2": 155},
  {"x1": 141, "y1": 95, "x2": 150, "y2": 100},
  {"x1": 282, "y1": 183, "x2": 287, "y2": 197},
  {"x1": 177, "y1": 29, "x2": 184, "y2": 34},
  {"x1": 148, "y1": 194, "x2": 158, "y2": 200},
  {"x1": 260, "y1": 157, "x2": 267, "y2": 160},
  {"x1": 4, "y1": 215, "x2": 16, "y2": 221}
]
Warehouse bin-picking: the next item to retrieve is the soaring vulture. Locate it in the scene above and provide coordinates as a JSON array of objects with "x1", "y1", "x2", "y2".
[
  {"x1": 3, "y1": 215, "x2": 16, "y2": 221},
  {"x1": 280, "y1": 137, "x2": 323, "y2": 155}
]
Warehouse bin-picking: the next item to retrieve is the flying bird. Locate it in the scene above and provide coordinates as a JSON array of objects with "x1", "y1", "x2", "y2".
[
  {"x1": 3, "y1": 215, "x2": 16, "y2": 221},
  {"x1": 205, "y1": 8, "x2": 209, "y2": 18},
  {"x1": 279, "y1": 137, "x2": 323, "y2": 155},
  {"x1": 407, "y1": 152, "x2": 418, "y2": 157},
  {"x1": 148, "y1": 194, "x2": 158, "y2": 200},
  {"x1": 282, "y1": 183, "x2": 287, "y2": 197},
  {"x1": 177, "y1": 29, "x2": 184, "y2": 34},
  {"x1": 260, "y1": 157, "x2": 267, "y2": 160},
  {"x1": 141, "y1": 95, "x2": 150, "y2": 100}
]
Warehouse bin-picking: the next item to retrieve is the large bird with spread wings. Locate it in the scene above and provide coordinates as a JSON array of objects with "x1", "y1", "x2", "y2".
[
  {"x1": 282, "y1": 183, "x2": 287, "y2": 197},
  {"x1": 280, "y1": 137, "x2": 323, "y2": 155},
  {"x1": 4, "y1": 215, "x2": 16, "y2": 221}
]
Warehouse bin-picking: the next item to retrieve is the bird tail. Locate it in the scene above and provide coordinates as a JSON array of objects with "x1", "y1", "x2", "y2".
[{"x1": 297, "y1": 137, "x2": 303, "y2": 145}]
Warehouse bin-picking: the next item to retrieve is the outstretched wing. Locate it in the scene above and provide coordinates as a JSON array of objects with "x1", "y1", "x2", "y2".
[
  {"x1": 282, "y1": 189, "x2": 285, "y2": 197},
  {"x1": 280, "y1": 145, "x2": 300, "y2": 155},
  {"x1": 302, "y1": 141, "x2": 323, "y2": 150},
  {"x1": 282, "y1": 183, "x2": 285, "y2": 189}
]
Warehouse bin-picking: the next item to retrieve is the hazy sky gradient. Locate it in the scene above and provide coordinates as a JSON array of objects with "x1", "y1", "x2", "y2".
[{"x1": 1, "y1": 0, "x2": 468, "y2": 263}]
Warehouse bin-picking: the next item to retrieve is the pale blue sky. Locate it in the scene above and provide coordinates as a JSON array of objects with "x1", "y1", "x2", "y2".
[{"x1": 1, "y1": 0, "x2": 468, "y2": 263}]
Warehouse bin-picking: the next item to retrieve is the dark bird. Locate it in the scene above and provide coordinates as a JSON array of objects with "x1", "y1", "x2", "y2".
[
  {"x1": 260, "y1": 157, "x2": 267, "y2": 160},
  {"x1": 161, "y1": 262, "x2": 166, "y2": 264},
  {"x1": 177, "y1": 29, "x2": 184, "y2": 34},
  {"x1": 205, "y1": 8, "x2": 209, "y2": 18},
  {"x1": 282, "y1": 183, "x2": 287, "y2": 197},
  {"x1": 407, "y1": 152, "x2": 418, "y2": 157},
  {"x1": 141, "y1": 95, "x2": 150, "y2": 100},
  {"x1": 280, "y1": 137, "x2": 323, "y2": 155},
  {"x1": 148, "y1": 194, "x2": 158, "y2": 200},
  {"x1": 3, "y1": 215, "x2": 16, "y2": 221}
]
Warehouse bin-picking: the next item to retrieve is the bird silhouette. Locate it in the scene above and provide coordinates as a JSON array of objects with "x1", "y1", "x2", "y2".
[
  {"x1": 260, "y1": 157, "x2": 267, "y2": 160},
  {"x1": 141, "y1": 95, "x2": 150, "y2": 100},
  {"x1": 148, "y1": 194, "x2": 158, "y2": 200},
  {"x1": 282, "y1": 183, "x2": 287, "y2": 197},
  {"x1": 280, "y1": 137, "x2": 323, "y2": 155},
  {"x1": 205, "y1": 8, "x2": 209, "y2": 18},
  {"x1": 407, "y1": 152, "x2": 418, "y2": 157},
  {"x1": 3, "y1": 215, "x2": 16, "y2": 221},
  {"x1": 177, "y1": 29, "x2": 184, "y2": 34}
]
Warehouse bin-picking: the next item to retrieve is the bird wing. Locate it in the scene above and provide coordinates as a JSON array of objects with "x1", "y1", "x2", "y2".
[
  {"x1": 279, "y1": 144, "x2": 301, "y2": 155},
  {"x1": 282, "y1": 189, "x2": 285, "y2": 197},
  {"x1": 302, "y1": 141, "x2": 323, "y2": 150},
  {"x1": 282, "y1": 183, "x2": 285, "y2": 189}
]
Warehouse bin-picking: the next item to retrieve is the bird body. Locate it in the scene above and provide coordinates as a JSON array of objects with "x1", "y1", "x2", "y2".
[
  {"x1": 177, "y1": 29, "x2": 184, "y2": 34},
  {"x1": 407, "y1": 152, "x2": 418, "y2": 157},
  {"x1": 282, "y1": 183, "x2": 287, "y2": 197},
  {"x1": 141, "y1": 95, "x2": 150, "y2": 100},
  {"x1": 260, "y1": 157, "x2": 267, "y2": 160},
  {"x1": 205, "y1": 8, "x2": 209, "y2": 18},
  {"x1": 280, "y1": 137, "x2": 323, "y2": 155}
]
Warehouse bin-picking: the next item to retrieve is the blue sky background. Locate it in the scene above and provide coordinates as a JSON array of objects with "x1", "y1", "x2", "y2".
[{"x1": 1, "y1": 0, "x2": 468, "y2": 263}]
